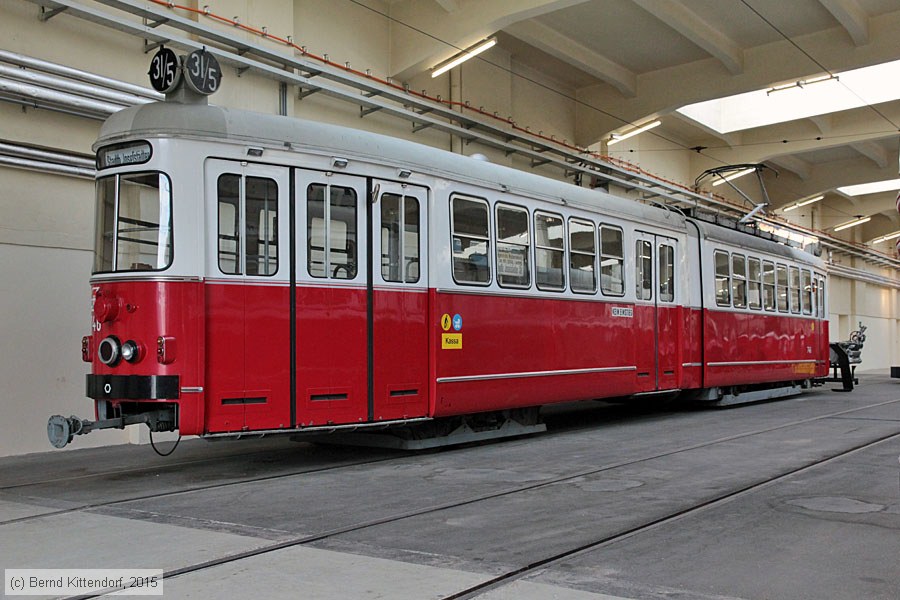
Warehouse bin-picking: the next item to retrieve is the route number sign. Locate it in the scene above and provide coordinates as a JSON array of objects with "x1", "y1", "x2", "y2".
[
  {"x1": 184, "y1": 49, "x2": 222, "y2": 95},
  {"x1": 148, "y1": 48, "x2": 181, "y2": 94}
]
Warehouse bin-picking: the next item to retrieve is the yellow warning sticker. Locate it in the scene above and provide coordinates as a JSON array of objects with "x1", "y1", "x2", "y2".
[
  {"x1": 441, "y1": 314, "x2": 452, "y2": 331},
  {"x1": 442, "y1": 333, "x2": 462, "y2": 349},
  {"x1": 793, "y1": 362, "x2": 816, "y2": 375}
]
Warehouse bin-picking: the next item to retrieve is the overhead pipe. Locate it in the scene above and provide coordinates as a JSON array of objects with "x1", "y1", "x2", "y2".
[
  {"x1": 0, "y1": 153, "x2": 95, "y2": 179},
  {"x1": 13, "y1": 0, "x2": 900, "y2": 271},
  {"x1": 828, "y1": 262, "x2": 900, "y2": 290},
  {"x1": 0, "y1": 49, "x2": 162, "y2": 101},
  {"x1": 0, "y1": 75, "x2": 123, "y2": 118},
  {"x1": 0, "y1": 64, "x2": 153, "y2": 107},
  {"x1": 0, "y1": 140, "x2": 95, "y2": 168}
]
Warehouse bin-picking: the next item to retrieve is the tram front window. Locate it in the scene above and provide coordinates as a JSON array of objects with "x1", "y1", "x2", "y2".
[{"x1": 94, "y1": 172, "x2": 173, "y2": 273}]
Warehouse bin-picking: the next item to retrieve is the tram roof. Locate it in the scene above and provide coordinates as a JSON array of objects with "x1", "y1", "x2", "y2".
[
  {"x1": 97, "y1": 101, "x2": 678, "y2": 223},
  {"x1": 97, "y1": 101, "x2": 821, "y2": 267}
]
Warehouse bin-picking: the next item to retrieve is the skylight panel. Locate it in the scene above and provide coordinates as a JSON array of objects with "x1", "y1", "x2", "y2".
[
  {"x1": 677, "y1": 60, "x2": 900, "y2": 134},
  {"x1": 837, "y1": 178, "x2": 900, "y2": 196}
]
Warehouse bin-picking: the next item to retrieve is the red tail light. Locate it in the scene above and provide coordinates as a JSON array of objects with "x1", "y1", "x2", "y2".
[{"x1": 157, "y1": 336, "x2": 176, "y2": 364}]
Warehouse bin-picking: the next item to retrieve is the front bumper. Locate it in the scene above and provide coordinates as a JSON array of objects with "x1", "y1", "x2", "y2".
[{"x1": 86, "y1": 374, "x2": 180, "y2": 400}]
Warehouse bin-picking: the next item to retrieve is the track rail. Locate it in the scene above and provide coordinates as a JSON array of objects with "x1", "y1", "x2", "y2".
[
  {"x1": 28, "y1": 397, "x2": 897, "y2": 599},
  {"x1": 443, "y1": 428, "x2": 900, "y2": 600},
  {"x1": 0, "y1": 453, "x2": 403, "y2": 527},
  {"x1": 3, "y1": 397, "x2": 895, "y2": 531}
]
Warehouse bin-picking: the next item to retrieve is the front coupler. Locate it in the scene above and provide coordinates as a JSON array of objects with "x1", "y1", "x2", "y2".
[{"x1": 47, "y1": 407, "x2": 177, "y2": 449}]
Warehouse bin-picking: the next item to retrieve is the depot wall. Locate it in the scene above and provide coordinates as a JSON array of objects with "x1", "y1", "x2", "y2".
[{"x1": 0, "y1": 1, "x2": 897, "y2": 456}]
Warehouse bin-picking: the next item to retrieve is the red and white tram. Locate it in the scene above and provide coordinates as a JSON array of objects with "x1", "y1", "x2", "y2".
[{"x1": 48, "y1": 82, "x2": 830, "y2": 450}]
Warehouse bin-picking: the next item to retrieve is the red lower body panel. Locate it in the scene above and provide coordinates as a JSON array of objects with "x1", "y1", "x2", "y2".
[
  {"x1": 704, "y1": 309, "x2": 829, "y2": 387},
  {"x1": 90, "y1": 281, "x2": 831, "y2": 438}
]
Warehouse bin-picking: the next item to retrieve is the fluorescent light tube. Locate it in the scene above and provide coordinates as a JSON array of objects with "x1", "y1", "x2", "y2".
[
  {"x1": 833, "y1": 216, "x2": 870, "y2": 232},
  {"x1": 607, "y1": 120, "x2": 661, "y2": 146},
  {"x1": 782, "y1": 194, "x2": 824, "y2": 212},
  {"x1": 870, "y1": 231, "x2": 900, "y2": 244},
  {"x1": 431, "y1": 38, "x2": 497, "y2": 78}
]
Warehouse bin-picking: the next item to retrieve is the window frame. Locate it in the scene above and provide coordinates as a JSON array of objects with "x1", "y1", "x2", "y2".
[
  {"x1": 731, "y1": 253, "x2": 747, "y2": 309},
  {"x1": 776, "y1": 264, "x2": 789, "y2": 313},
  {"x1": 93, "y1": 171, "x2": 174, "y2": 275},
  {"x1": 307, "y1": 182, "x2": 358, "y2": 281},
  {"x1": 533, "y1": 210, "x2": 566, "y2": 292},
  {"x1": 658, "y1": 243, "x2": 675, "y2": 303},
  {"x1": 216, "y1": 173, "x2": 241, "y2": 275},
  {"x1": 714, "y1": 250, "x2": 731, "y2": 307},
  {"x1": 494, "y1": 202, "x2": 531, "y2": 289},
  {"x1": 599, "y1": 224, "x2": 625, "y2": 297},
  {"x1": 243, "y1": 175, "x2": 279, "y2": 277},
  {"x1": 450, "y1": 194, "x2": 492, "y2": 286},
  {"x1": 568, "y1": 217, "x2": 597, "y2": 294},
  {"x1": 380, "y1": 192, "x2": 421, "y2": 284},
  {"x1": 789, "y1": 265, "x2": 801, "y2": 314},
  {"x1": 762, "y1": 260, "x2": 776, "y2": 312},
  {"x1": 801, "y1": 269, "x2": 813, "y2": 316},
  {"x1": 817, "y1": 275, "x2": 826, "y2": 318},
  {"x1": 747, "y1": 257, "x2": 762, "y2": 310},
  {"x1": 635, "y1": 239, "x2": 653, "y2": 301}
]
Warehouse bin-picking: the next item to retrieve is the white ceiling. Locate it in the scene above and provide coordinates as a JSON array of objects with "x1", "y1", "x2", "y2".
[{"x1": 392, "y1": 0, "x2": 900, "y2": 245}]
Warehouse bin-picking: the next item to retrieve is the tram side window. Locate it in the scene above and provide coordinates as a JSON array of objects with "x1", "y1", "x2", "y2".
[
  {"x1": 817, "y1": 276, "x2": 826, "y2": 318},
  {"x1": 599, "y1": 225, "x2": 624, "y2": 296},
  {"x1": 217, "y1": 174, "x2": 241, "y2": 275},
  {"x1": 381, "y1": 193, "x2": 420, "y2": 283},
  {"x1": 732, "y1": 254, "x2": 747, "y2": 309},
  {"x1": 217, "y1": 175, "x2": 278, "y2": 276},
  {"x1": 748, "y1": 257, "x2": 762, "y2": 310},
  {"x1": 636, "y1": 240, "x2": 652, "y2": 301},
  {"x1": 495, "y1": 204, "x2": 530, "y2": 288},
  {"x1": 801, "y1": 269, "x2": 813, "y2": 315},
  {"x1": 569, "y1": 218, "x2": 597, "y2": 294},
  {"x1": 451, "y1": 195, "x2": 490, "y2": 285},
  {"x1": 308, "y1": 183, "x2": 358, "y2": 280},
  {"x1": 811, "y1": 276, "x2": 819, "y2": 318},
  {"x1": 776, "y1": 264, "x2": 789, "y2": 312},
  {"x1": 534, "y1": 212, "x2": 565, "y2": 291},
  {"x1": 762, "y1": 260, "x2": 776, "y2": 311},
  {"x1": 789, "y1": 266, "x2": 801, "y2": 314},
  {"x1": 245, "y1": 177, "x2": 278, "y2": 276},
  {"x1": 659, "y1": 244, "x2": 674, "y2": 302},
  {"x1": 113, "y1": 173, "x2": 173, "y2": 272},
  {"x1": 714, "y1": 250, "x2": 730, "y2": 307}
]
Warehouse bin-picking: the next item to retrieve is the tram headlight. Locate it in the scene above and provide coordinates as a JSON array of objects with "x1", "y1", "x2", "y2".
[
  {"x1": 121, "y1": 340, "x2": 141, "y2": 363},
  {"x1": 97, "y1": 336, "x2": 121, "y2": 366}
]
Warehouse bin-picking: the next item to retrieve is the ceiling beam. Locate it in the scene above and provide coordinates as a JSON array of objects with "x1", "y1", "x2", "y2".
[
  {"x1": 850, "y1": 141, "x2": 889, "y2": 169},
  {"x1": 506, "y1": 20, "x2": 636, "y2": 96},
  {"x1": 818, "y1": 0, "x2": 869, "y2": 46},
  {"x1": 766, "y1": 155, "x2": 812, "y2": 180},
  {"x1": 630, "y1": 0, "x2": 743, "y2": 74},
  {"x1": 809, "y1": 114, "x2": 834, "y2": 134},
  {"x1": 434, "y1": 0, "x2": 460, "y2": 13},
  {"x1": 389, "y1": 0, "x2": 592, "y2": 80}
]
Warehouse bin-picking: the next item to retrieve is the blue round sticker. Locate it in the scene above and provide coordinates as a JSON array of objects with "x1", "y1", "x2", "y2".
[{"x1": 452, "y1": 314, "x2": 463, "y2": 331}]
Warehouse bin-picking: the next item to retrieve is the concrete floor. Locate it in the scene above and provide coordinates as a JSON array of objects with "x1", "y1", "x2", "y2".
[{"x1": 2, "y1": 374, "x2": 899, "y2": 599}]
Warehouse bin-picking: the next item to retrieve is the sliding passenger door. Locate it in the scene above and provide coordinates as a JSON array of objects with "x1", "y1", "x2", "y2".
[
  {"x1": 633, "y1": 231, "x2": 680, "y2": 392},
  {"x1": 295, "y1": 169, "x2": 369, "y2": 426},
  {"x1": 371, "y1": 181, "x2": 429, "y2": 420},
  {"x1": 204, "y1": 159, "x2": 291, "y2": 432}
]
